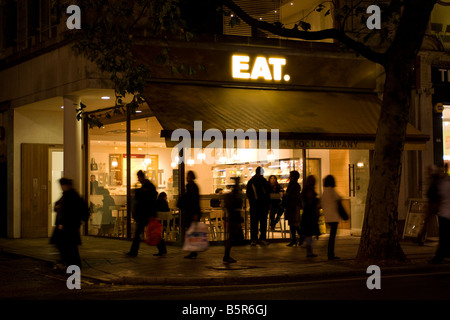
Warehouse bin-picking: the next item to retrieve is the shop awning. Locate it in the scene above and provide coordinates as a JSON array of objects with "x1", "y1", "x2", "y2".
[{"x1": 143, "y1": 83, "x2": 429, "y2": 150}]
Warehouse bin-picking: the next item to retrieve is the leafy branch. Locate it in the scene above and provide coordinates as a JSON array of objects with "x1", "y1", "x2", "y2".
[
  {"x1": 222, "y1": 0, "x2": 387, "y2": 66},
  {"x1": 63, "y1": 0, "x2": 189, "y2": 127}
]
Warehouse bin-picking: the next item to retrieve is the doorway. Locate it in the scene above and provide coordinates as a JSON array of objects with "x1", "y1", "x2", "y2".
[
  {"x1": 21, "y1": 144, "x2": 63, "y2": 238},
  {"x1": 349, "y1": 150, "x2": 370, "y2": 236}
]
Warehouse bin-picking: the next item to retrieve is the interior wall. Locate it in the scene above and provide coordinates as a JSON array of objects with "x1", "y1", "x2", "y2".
[{"x1": 13, "y1": 108, "x2": 63, "y2": 238}]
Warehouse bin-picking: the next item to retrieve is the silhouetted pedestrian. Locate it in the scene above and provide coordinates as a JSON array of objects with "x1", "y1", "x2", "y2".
[
  {"x1": 418, "y1": 165, "x2": 442, "y2": 245},
  {"x1": 99, "y1": 189, "x2": 115, "y2": 236},
  {"x1": 127, "y1": 170, "x2": 167, "y2": 257},
  {"x1": 300, "y1": 175, "x2": 321, "y2": 257},
  {"x1": 431, "y1": 168, "x2": 450, "y2": 264},
  {"x1": 283, "y1": 171, "x2": 302, "y2": 246},
  {"x1": 246, "y1": 166, "x2": 271, "y2": 246},
  {"x1": 223, "y1": 177, "x2": 244, "y2": 263},
  {"x1": 269, "y1": 175, "x2": 284, "y2": 230},
  {"x1": 321, "y1": 175, "x2": 342, "y2": 260},
  {"x1": 178, "y1": 170, "x2": 201, "y2": 259},
  {"x1": 51, "y1": 178, "x2": 88, "y2": 268}
]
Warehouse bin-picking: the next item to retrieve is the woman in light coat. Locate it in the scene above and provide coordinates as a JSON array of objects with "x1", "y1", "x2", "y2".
[{"x1": 321, "y1": 175, "x2": 341, "y2": 260}]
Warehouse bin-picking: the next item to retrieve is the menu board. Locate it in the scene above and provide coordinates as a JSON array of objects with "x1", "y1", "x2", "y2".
[
  {"x1": 109, "y1": 153, "x2": 123, "y2": 186},
  {"x1": 402, "y1": 199, "x2": 428, "y2": 239}
]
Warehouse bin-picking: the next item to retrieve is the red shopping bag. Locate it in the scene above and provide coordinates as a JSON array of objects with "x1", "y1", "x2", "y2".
[{"x1": 145, "y1": 217, "x2": 162, "y2": 245}]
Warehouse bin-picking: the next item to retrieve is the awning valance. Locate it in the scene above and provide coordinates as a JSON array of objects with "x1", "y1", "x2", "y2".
[{"x1": 143, "y1": 84, "x2": 429, "y2": 150}]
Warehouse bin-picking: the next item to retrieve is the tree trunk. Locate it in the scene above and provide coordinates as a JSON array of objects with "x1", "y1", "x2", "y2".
[
  {"x1": 356, "y1": 60, "x2": 412, "y2": 265},
  {"x1": 355, "y1": 0, "x2": 437, "y2": 265}
]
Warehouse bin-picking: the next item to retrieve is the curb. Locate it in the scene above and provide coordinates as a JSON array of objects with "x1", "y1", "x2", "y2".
[{"x1": 80, "y1": 261, "x2": 450, "y2": 287}]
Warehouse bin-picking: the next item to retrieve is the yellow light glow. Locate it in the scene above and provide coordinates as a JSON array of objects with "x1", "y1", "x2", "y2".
[
  {"x1": 251, "y1": 57, "x2": 272, "y2": 80},
  {"x1": 232, "y1": 55, "x2": 288, "y2": 82},
  {"x1": 232, "y1": 55, "x2": 250, "y2": 79},
  {"x1": 269, "y1": 58, "x2": 286, "y2": 80}
]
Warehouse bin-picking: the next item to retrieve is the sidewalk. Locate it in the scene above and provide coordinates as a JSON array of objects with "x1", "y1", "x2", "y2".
[{"x1": 0, "y1": 235, "x2": 448, "y2": 286}]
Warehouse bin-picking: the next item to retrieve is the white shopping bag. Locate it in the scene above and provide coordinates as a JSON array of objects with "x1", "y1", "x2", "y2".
[{"x1": 182, "y1": 222, "x2": 209, "y2": 252}]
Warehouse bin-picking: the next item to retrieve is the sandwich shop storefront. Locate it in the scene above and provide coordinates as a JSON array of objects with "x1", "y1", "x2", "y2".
[{"x1": 84, "y1": 41, "x2": 428, "y2": 242}]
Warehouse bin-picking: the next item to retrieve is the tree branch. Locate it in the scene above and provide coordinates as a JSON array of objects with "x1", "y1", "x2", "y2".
[{"x1": 222, "y1": 0, "x2": 387, "y2": 66}]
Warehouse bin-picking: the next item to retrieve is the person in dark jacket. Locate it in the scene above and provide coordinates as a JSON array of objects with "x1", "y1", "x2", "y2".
[
  {"x1": 178, "y1": 170, "x2": 201, "y2": 259},
  {"x1": 246, "y1": 166, "x2": 271, "y2": 246},
  {"x1": 156, "y1": 192, "x2": 170, "y2": 212},
  {"x1": 283, "y1": 171, "x2": 302, "y2": 246},
  {"x1": 300, "y1": 175, "x2": 321, "y2": 257},
  {"x1": 223, "y1": 177, "x2": 244, "y2": 263},
  {"x1": 268, "y1": 175, "x2": 284, "y2": 230},
  {"x1": 127, "y1": 170, "x2": 166, "y2": 257},
  {"x1": 99, "y1": 189, "x2": 115, "y2": 236},
  {"x1": 51, "y1": 178, "x2": 86, "y2": 268}
]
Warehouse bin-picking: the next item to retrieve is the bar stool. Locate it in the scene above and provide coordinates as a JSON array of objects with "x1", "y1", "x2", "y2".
[
  {"x1": 209, "y1": 208, "x2": 224, "y2": 240},
  {"x1": 267, "y1": 215, "x2": 287, "y2": 239},
  {"x1": 157, "y1": 211, "x2": 177, "y2": 241}
]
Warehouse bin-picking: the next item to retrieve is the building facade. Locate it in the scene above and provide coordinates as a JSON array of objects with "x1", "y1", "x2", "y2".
[{"x1": 0, "y1": 0, "x2": 447, "y2": 241}]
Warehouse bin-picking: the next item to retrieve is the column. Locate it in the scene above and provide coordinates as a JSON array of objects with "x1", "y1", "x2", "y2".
[{"x1": 63, "y1": 95, "x2": 82, "y2": 192}]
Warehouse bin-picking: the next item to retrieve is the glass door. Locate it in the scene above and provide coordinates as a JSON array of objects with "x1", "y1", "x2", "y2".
[{"x1": 49, "y1": 148, "x2": 64, "y2": 236}]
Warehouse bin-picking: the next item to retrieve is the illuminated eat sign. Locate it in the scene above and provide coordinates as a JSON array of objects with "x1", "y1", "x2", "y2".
[{"x1": 232, "y1": 55, "x2": 290, "y2": 81}]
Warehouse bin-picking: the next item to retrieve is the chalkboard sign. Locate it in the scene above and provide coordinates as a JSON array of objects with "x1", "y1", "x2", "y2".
[{"x1": 402, "y1": 198, "x2": 428, "y2": 239}]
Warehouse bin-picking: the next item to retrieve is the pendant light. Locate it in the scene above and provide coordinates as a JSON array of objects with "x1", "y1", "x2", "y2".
[{"x1": 143, "y1": 119, "x2": 151, "y2": 166}]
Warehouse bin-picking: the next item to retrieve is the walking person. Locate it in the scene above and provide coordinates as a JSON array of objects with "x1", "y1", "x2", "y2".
[
  {"x1": 127, "y1": 170, "x2": 167, "y2": 257},
  {"x1": 246, "y1": 166, "x2": 271, "y2": 246},
  {"x1": 283, "y1": 171, "x2": 302, "y2": 246},
  {"x1": 321, "y1": 175, "x2": 342, "y2": 260},
  {"x1": 223, "y1": 177, "x2": 244, "y2": 263},
  {"x1": 300, "y1": 175, "x2": 321, "y2": 257},
  {"x1": 269, "y1": 175, "x2": 284, "y2": 231},
  {"x1": 178, "y1": 170, "x2": 202, "y2": 259},
  {"x1": 51, "y1": 178, "x2": 88, "y2": 268},
  {"x1": 431, "y1": 169, "x2": 450, "y2": 264},
  {"x1": 418, "y1": 165, "x2": 443, "y2": 245}
]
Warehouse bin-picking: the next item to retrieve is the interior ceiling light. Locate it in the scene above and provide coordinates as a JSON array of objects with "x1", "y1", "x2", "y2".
[
  {"x1": 101, "y1": 96, "x2": 110, "y2": 100},
  {"x1": 143, "y1": 119, "x2": 151, "y2": 166}
]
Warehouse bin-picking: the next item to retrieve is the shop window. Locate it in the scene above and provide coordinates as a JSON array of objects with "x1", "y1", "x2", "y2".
[{"x1": 87, "y1": 117, "x2": 177, "y2": 238}]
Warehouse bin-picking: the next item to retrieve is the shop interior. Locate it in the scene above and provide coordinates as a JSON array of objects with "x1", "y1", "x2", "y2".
[{"x1": 86, "y1": 116, "x2": 369, "y2": 241}]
